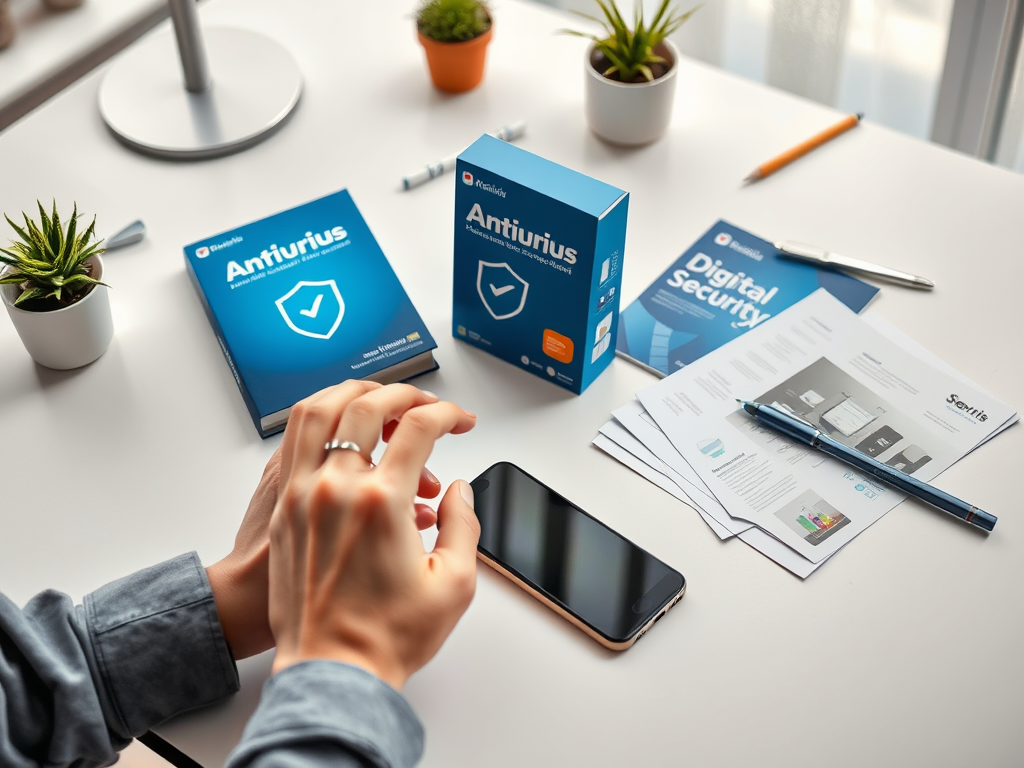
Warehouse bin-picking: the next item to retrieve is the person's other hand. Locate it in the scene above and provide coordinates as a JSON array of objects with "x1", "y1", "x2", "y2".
[
  {"x1": 205, "y1": 446, "x2": 281, "y2": 660},
  {"x1": 268, "y1": 381, "x2": 479, "y2": 689},
  {"x1": 206, "y1": 381, "x2": 450, "y2": 660}
]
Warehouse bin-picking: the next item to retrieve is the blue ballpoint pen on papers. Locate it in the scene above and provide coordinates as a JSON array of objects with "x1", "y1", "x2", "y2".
[{"x1": 737, "y1": 399, "x2": 998, "y2": 532}]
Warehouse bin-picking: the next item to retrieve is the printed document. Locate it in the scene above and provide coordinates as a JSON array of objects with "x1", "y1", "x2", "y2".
[{"x1": 636, "y1": 290, "x2": 1016, "y2": 564}]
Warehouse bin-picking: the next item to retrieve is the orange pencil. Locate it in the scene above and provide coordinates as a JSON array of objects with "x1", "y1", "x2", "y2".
[{"x1": 744, "y1": 112, "x2": 863, "y2": 183}]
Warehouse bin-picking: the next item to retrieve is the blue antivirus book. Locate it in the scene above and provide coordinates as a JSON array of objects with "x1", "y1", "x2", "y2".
[
  {"x1": 616, "y1": 220, "x2": 880, "y2": 376},
  {"x1": 453, "y1": 135, "x2": 628, "y2": 394},
  {"x1": 185, "y1": 189, "x2": 437, "y2": 438}
]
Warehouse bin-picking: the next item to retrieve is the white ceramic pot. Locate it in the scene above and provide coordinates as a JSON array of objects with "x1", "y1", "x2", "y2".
[
  {"x1": 1, "y1": 254, "x2": 114, "y2": 369},
  {"x1": 584, "y1": 40, "x2": 679, "y2": 146}
]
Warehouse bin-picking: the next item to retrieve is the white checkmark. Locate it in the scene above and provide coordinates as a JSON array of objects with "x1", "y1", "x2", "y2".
[
  {"x1": 490, "y1": 283, "x2": 515, "y2": 297},
  {"x1": 299, "y1": 294, "x2": 323, "y2": 318}
]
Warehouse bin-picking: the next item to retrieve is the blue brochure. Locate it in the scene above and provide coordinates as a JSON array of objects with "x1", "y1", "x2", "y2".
[
  {"x1": 185, "y1": 189, "x2": 437, "y2": 438},
  {"x1": 616, "y1": 220, "x2": 879, "y2": 376}
]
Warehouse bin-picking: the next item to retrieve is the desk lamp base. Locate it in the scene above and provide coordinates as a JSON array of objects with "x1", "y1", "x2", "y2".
[{"x1": 99, "y1": 27, "x2": 302, "y2": 160}]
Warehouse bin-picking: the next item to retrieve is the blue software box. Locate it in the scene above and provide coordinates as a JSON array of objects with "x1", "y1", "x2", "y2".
[
  {"x1": 185, "y1": 189, "x2": 437, "y2": 438},
  {"x1": 453, "y1": 135, "x2": 628, "y2": 394}
]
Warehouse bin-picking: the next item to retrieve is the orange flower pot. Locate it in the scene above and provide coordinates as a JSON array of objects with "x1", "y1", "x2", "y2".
[{"x1": 417, "y1": 24, "x2": 493, "y2": 93}]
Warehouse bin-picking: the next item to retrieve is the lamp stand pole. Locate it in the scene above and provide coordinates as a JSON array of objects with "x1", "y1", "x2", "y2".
[{"x1": 99, "y1": 0, "x2": 302, "y2": 160}]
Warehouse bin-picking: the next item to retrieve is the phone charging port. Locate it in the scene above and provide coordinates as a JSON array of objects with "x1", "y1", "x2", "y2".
[{"x1": 653, "y1": 610, "x2": 666, "y2": 624}]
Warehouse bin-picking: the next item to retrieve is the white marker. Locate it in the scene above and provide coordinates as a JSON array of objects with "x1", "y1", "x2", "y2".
[{"x1": 401, "y1": 121, "x2": 527, "y2": 190}]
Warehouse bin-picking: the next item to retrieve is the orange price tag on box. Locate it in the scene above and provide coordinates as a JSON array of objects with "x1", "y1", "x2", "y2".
[{"x1": 542, "y1": 329, "x2": 574, "y2": 363}]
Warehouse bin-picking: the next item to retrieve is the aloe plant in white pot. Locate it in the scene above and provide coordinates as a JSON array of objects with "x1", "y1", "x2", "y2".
[
  {"x1": 565, "y1": 0, "x2": 700, "y2": 146},
  {"x1": 0, "y1": 202, "x2": 113, "y2": 369}
]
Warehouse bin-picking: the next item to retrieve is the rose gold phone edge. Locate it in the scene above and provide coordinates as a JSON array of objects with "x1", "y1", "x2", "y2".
[{"x1": 476, "y1": 550, "x2": 687, "y2": 651}]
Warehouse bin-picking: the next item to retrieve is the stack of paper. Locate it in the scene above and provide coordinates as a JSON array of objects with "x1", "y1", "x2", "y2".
[{"x1": 596, "y1": 290, "x2": 1018, "y2": 577}]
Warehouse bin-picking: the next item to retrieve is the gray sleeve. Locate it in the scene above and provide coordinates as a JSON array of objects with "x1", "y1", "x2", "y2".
[
  {"x1": 227, "y1": 661, "x2": 425, "y2": 768},
  {"x1": 0, "y1": 552, "x2": 239, "y2": 768}
]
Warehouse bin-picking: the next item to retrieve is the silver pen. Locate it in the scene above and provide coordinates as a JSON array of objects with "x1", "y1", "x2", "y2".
[
  {"x1": 775, "y1": 241, "x2": 934, "y2": 289},
  {"x1": 401, "y1": 121, "x2": 527, "y2": 190}
]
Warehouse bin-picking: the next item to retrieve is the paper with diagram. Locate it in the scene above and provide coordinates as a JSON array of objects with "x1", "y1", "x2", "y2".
[{"x1": 635, "y1": 290, "x2": 1016, "y2": 563}]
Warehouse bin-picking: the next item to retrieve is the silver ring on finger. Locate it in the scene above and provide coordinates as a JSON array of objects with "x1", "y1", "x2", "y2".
[{"x1": 324, "y1": 439, "x2": 368, "y2": 463}]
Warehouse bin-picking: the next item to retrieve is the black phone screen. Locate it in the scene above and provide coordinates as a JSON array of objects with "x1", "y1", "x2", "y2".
[{"x1": 471, "y1": 462, "x2": 684, "y2": 643}]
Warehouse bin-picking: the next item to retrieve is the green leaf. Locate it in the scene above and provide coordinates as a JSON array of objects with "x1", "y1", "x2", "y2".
[
  {"x1": 0, "y1": 247, "x2": 30, "y2": 266},
  {"x1": 559, "y1": 28, "x2": 602, "y2": 43},
  {"x1": 647, "y1": 0, "x2": 666, "y2": 31},
  {"x1": 81, "y1": 215, "x2": 97, "y2": 249},
  {"x1": 73, "y1": 245, "x2": 103, "y2": 267},
  {"x1": 14, "y1": 285, "x2": 45, "y2": 307},
  {"x1": 567, "y1": 10, "x2": 608, "y2": 27},
  {"x1": 24, "y1": 216, "x2": 54, "y2": 263},
  {"x1": 592, "y1": 0, "x2": 618, "y2": 29},
  {"x1": 63, "y1": 274, "x2": 107, "y2": 291},
  {"x1": 661, "y1": 5, "x2": 701, "y2": 38},
  {"x1": 597, "y1": 44, "x2": 625, "y2": 68},
  {"x1": 599, "y1": 0, "x2": 628, "y2": 32},
  {"x1": 4, "y1": 214, "x2": 32, "y2": 248},
  {"x1": 36, "y1": 201, "x2": 50, "y2": 237},
  {"x1": 2, "y1": 202, "x2": 107, "y2": 297},
  {"x1": 50, "y1": 200, "x2": 64, "y2": 266},
  {"x1": 417, "y1": 0, "x2": 491, "y2": 42},
  {"x1": 562, "y1": 0, "x2": 700, "y2": 81},
  {"x1": 64, "y1": 204, "x2": 78, "y2": 263}
]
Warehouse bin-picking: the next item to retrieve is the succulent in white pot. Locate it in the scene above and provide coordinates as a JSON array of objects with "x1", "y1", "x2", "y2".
[
  {"x1": 1, "y1": 202, "x2": 113, "y2": 369},
  {"x1": 565, "y1": 0, "x2": 700, "y2": 146}
]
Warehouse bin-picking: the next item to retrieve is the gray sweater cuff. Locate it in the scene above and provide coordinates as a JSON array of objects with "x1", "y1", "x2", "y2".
[
  {"x1": 84, "y1": 552, "x2": 239, "y2": 736},
  {"x1": 227, "y1": 661, "x2": 425, "y2": 768}
]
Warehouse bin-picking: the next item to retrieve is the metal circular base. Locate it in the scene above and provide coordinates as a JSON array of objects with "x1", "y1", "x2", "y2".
[{"x1": 99, "y1": 27, "x2": 302, "y2": 160}]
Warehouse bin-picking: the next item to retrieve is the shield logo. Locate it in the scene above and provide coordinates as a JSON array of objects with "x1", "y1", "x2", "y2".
[
  {"x1": 275, "y1": 280, "x2": 345, "y2": 340},
  {"x1": 477, "y1": 261, "x2": 529, "y2": 320}
]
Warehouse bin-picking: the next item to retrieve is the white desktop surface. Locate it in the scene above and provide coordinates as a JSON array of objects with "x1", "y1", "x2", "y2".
[{"x1": 1, "y1": 1, "x2": 1022, "y2": 766}]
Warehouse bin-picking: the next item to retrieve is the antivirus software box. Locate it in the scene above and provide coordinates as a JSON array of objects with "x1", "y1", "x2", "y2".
[
  {"x1": 185, "y1": 189, "x2": 437, "y2": 438},
  {"x1": 453, "y1": 135, "x2": 628, "y2": 394}
]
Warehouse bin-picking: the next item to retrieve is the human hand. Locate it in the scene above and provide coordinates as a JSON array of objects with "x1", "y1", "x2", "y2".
[
  {"x1": 205, "y1": 447, "x2": 282, "y2": 660},
  {"x1": 206, "y1": 382, "x2": 450, "y2": 660},
  {"x1": 267, "y1": 381, "x2": 479, "y2": 689}
]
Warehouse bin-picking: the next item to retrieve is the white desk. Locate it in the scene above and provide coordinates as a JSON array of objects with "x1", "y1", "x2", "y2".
[{"x1": 1, "y1": 1, "x2": 1022, "y2": 766}]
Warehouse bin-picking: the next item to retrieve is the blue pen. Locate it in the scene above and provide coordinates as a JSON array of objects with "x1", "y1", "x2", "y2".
[{"x1": 737, "y1": 400, "x2": 997, "y2": 532}]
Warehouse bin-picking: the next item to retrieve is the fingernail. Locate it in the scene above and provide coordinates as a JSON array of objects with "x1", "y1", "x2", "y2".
[
  {"x1": 459, "y1": 479, "x2": 474, "y2": 509},
  {"x1": 423, "y1": 466, "x2": 438, "y2": 485},
  {"x1": 465, "y1": 410, "x2": 477, "y2": 419},
  {"x1": 421, "y1": 390, "x2": 438, "y2": 400}
]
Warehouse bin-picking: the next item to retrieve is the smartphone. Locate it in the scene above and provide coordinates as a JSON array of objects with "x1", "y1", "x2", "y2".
[{"x1": 470, "y1": 462, "x2": 685, "y2": 651}]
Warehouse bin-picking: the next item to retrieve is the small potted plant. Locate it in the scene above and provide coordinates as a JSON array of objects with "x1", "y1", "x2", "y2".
[
  {"x1": 0, "y1": 201, "x2": 113, "y2": 369},
  {"x1": 565, "y1": 0, "x2": 700, "y2": 146},
  {"x1": 416, "y1": 0, "x2": 493, "y2": 93}
]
